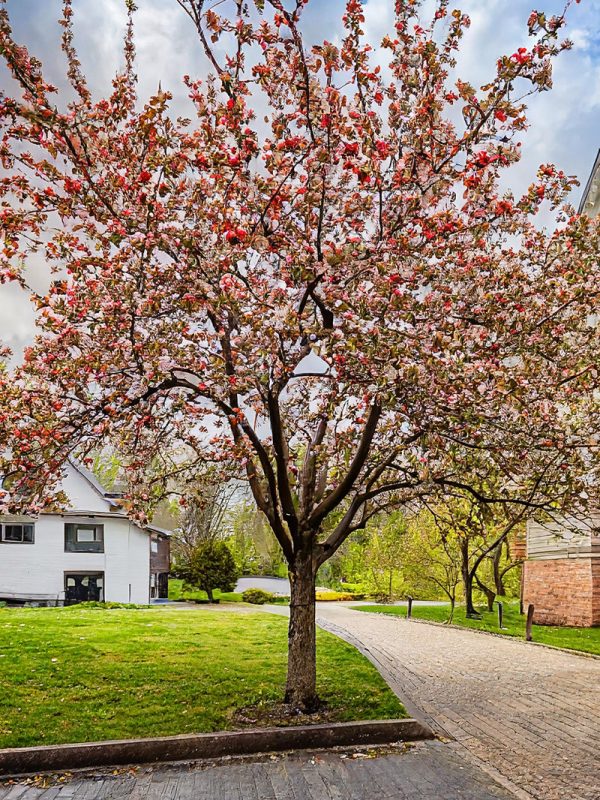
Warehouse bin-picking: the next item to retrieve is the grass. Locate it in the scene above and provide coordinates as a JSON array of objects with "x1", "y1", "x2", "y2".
[
  {"x1": 353, "y1": 601, "x2": 600, "y2": 656},
  {"x1": 0, "y1": 606, "x2": 406, "y2": 749}
]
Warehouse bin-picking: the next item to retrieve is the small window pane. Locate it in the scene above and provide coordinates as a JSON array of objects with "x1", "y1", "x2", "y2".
[
  {"x1": 151, "y1": 540, "x2": 158, "y2": 553},
  {"x1": 4, "y1": 525, "x2": 23, "y2": 542},
  {"x1": 77, "y1": 528, "x2": 96, "y2": 542},
  {"x1": 3, "y1": 524, "x2": 34, "y2": 543},
  {"x1": 65, "y1": 523, "x2": 104, "y2": 552}
]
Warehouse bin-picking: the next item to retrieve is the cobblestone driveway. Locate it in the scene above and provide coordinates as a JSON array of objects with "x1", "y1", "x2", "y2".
[{"x1": 314, "y1": 605, "x2": 600, "y2": 800}]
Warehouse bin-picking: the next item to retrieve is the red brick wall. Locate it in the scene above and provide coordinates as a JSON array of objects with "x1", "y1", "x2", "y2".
[
  {"x1": 523, "y1": 558, "x2": 600, "y2": 627},
  {"x1": 592, "y1": 559, "x2": 600, "y2": 626}
]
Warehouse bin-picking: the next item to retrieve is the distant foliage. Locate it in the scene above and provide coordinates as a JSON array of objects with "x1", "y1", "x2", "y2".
[
  {"x1": 176, "y1": 541, "x2": 239, "y2": 603},
  {"x1": 242, "y1": 588, "x2": 276, "y2": 605},
  {"x1": 315, "y1": 591, "x2": 363, "y2": 602}
]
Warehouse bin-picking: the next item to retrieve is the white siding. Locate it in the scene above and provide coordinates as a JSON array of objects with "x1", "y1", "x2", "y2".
[
  {"x1": 60, "y1": 463, "x2": 113, "y2": 513},
  {"x1": 527, "y1": 516, "x2": 600, "y2": 560},
  {"x1": 0, "y1": 515, "x2": 151, "y2": 604}
]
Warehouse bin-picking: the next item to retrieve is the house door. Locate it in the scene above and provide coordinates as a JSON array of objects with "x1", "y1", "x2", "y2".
[
  {"x1": 157, "y1": 573, "x2": 169, "y2": 599},
  {"x1": 64, "y1": 573, "x2": 104, "y2": 604}
]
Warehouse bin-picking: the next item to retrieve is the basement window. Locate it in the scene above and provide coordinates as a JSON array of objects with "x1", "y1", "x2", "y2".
[
  {"x1": 1, "y1": 523, "x2": 35, "y2": 543},
  {"x1": 65, "y1": 523, "x2": 104, "y2": 553}
]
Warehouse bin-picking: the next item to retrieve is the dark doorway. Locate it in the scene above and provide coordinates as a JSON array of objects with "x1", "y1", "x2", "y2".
[
  {"x1": 157, "y1": 572, "x2": 169, "y2": 599},
  {"x1": 150, "y1": 572, "x2": 169, "y2": 599},
  {"x1": 64, "y1": 573, "x2": 105, "y2": 604}
]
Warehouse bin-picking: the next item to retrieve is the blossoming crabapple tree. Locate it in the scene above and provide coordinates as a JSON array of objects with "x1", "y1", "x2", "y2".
[{"x1": 1, "y1": 0, "x2": 599, "y2": 709}]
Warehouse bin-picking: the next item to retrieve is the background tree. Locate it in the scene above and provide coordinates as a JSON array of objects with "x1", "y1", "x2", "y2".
[
  {"x1": 175, "y1": 479, "x2": 237, "y2": 561},
  {"x1": 362, "y1": 512, "x2": 408, "y2": 601},
  {"x1": 227, "y1": 499, "x2": 288, "y2": 576},
  {"x1": 401, "y1": 512, "x2": 462, "y2": 621},
  {"x1": 425, "y1": 484, "x2": 530, "y2": 617},
  {"x1": 489, "y1": 533, "x2": 524, "y2": 598},
  {"x1": 1, "y1": 0, "x2": 599, "y2": 711},
  {"x1": 175, "y1": 540, "x2": 239, "y2": 603}
]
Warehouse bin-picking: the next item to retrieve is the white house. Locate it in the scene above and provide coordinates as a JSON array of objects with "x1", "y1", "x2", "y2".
[
  {"x1": 578, "y1": 148, "x2": 600, "y2": 217},
  {"x1": 0, "y1": 462, "x2": 170, "y2": 605}
]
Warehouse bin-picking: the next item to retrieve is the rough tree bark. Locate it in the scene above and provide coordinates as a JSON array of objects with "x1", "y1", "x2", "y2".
[
  {"x1": 461, "y1": 541, "x2": 480, "y2": 618},
  {"x1": 475, "y1": 572, "x2": 496, "y2": 612},
  {"x1": 285, "y1": 545, "x2": 318, "y2": 710},
  {"x1": 492, "y1": 542, "x2": 506, "y2": 596}
]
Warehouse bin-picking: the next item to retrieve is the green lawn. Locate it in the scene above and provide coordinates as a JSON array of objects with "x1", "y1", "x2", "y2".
[
  {"x1": 353, "y1": 601, "x2": 600, "y2": 656},
  {"x1": 0, "y1": 606, "x2": 406, "y2": 749}
]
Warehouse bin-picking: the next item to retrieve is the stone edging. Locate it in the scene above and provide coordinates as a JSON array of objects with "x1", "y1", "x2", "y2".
[
  {"x1": 356, "y1": 610, "x2": 600, "y2": 660},
  {"x1": 0, "y1": 719, "x2": 432, "y2": 777}
]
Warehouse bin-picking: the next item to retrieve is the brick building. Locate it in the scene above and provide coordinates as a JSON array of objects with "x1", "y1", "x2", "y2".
[
  {"x1": 522, "y1": 152, "x2": 600, "y2": 627},
  {"x1": 523, "y1": 517, "x2": 600, "y2": 626}
]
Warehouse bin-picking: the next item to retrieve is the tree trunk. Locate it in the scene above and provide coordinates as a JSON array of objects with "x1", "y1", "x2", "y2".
[
  {"x1": 285, "y1": 548, "x2": 319, "y2": 712},
  {"x1": 475, "y1": 573, "x2": 496, "y2": 612},
  {"x1": 461, "y1": 542, "x2": 479, "y2": 618},
  {"x1": 448, "y1": 595, "x2": 456, "y2": 624},
  {"x1": 492, "y1": 543, "x2": 505, "y2": 596},
  {"x1": 206, "y1": 587, "x2": 214, "y2": 603}
]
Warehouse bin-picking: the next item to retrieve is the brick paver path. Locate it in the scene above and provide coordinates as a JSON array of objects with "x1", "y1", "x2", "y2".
[
  {"x1": 0, "y1": 742, "x2": 516, "y2": 800},
  {"x1": 313, "y1": 605, "x2": 600, "y2": 800}
]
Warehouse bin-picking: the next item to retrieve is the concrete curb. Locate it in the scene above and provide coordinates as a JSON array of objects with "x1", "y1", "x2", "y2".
[{"x1": 0, "y1": 719, "x2": 432, "y2": 777}]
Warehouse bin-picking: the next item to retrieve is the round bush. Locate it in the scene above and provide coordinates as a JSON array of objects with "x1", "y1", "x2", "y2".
[{"x1": 242, "y1": 588, "x2": 276, "y2": 605}]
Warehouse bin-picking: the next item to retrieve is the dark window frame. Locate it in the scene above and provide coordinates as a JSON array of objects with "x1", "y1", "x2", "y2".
[
  {"x1": 64, "y1": 522, "x2": 105, "y2": 553},
  {"x1": 0, "y1": 523, "x2": 35, "y2": 544}
]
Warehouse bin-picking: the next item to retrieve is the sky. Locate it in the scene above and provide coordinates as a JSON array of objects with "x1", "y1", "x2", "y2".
[{"x1": 0, "y1": 0, "x2": 599, "y2": 360}]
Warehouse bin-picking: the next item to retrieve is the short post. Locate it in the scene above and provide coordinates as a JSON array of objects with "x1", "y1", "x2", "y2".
[
  {"x1": 497, "y1": 601, "x2": 506, "y2": 630},
  {"x1": 407, "y1": 596, "x2": 413, "y2": 619},
  {"x1": 525, "y1": 603, "x2": 535, "y2": 641},
  {"x1": 519, "y1": 569, "x2": 525, "y2": 615}
]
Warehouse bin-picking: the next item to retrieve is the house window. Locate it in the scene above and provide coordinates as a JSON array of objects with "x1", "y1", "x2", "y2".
[
  {"x1": 1, "y1": 523, "x2": 35, "y2": 543},
  {"x1": 151, "y1": 539, "x2": 158, "y2": 553},
  {"x1": 64, "y1": 523, "x2": 104, "y2": 553}
]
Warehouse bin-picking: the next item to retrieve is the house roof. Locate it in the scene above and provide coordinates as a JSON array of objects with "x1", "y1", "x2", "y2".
[
  {"x1": 68, "y1": 460, "x2": 173, "y2": 537},
  {"x1": 69, "y1": 460, "x2": 122, "y2": 509},
  {"x1": 147, "y1": 524, "x2": 172, "y2": 538},
  {"x1": 578, "y1": 148, "x2": 600, "y2": 215}
]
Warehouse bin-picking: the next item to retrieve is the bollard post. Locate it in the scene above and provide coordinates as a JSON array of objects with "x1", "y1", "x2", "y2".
[
  {"x1": 525, "y1": 603, "x2": 535, "y2": 641},
  {"x1": 407, "y1": 596, "x2": 413, "y2": 619},
  {"x1": 497, "y1": 601, "x2": 506, "y2": 630}
]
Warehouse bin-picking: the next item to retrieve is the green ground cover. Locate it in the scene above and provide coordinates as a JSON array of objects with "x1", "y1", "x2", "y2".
[
  {"x1": 0, "y1": 607, "x2": 406, "y2": 748},
  {"x1": 353, "y1": 601, "x2": 600, "y2": 656}
]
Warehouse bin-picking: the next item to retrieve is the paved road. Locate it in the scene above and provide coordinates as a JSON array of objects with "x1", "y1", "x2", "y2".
[
  {"x1": 313, "y1": 604, "x2": 600, "y2": 800},
  {"x1": 0, "y1": 742, "x2": 516, "y2": 800}
]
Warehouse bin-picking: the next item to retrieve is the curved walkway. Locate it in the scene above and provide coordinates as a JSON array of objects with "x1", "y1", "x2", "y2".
[{"x1": 313, "y1": 604, "x2": 600, "y2": 800}]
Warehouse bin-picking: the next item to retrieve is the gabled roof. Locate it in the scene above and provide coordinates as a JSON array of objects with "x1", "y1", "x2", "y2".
[
  {"x1": 147, "y1": 524, "x2": 172, "y2": 538},
  {"x1": 578, "y1": 148, "x2": 600, "y2": 216},
  {"x1": 68, "y1": 459, "x2": 122, "y2": 509},
  {"x1": 69, "y1": 460, "x2": 173, "y2": 537}
]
